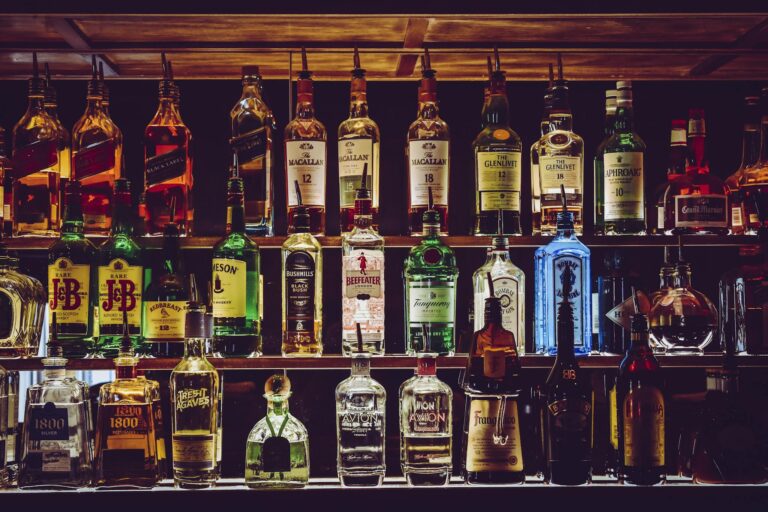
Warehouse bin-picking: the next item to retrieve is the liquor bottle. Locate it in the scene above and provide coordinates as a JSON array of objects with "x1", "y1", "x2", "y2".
[
  {"x1": 282, "y1": 180, "x2": 322, "y2": 357},
  {"x1": 461, "y1": 274, "x2": 525, "y2": 484},
  {"x1": 592, "y1": 88, "x2": 617, "y2": 235},
  {"x1": 96, "y1": 178, "x2": 143, "y2": 357},
  {"x1": 342, "y1": 165, "x2": 384, "y2": 355},
  {"x1": 285, "y1": 48, "x2": 327, "y2": 235},
  {"x1": 535, "y1": 55, "x2": 585, "y2": 235},
  {"x1": 473, "y1": 49, "x2": 522, "y2": 236},
  {"x1": 47, "y1": 181, "x2": 97, "y2": 357},
  {"x1": 94, "y1": 310, "x2": 159, "y2": 487},
  {"x1": 649, "y1": 246, "x2": 677, "y2": 308},
  {"x1": 652, "y1": 120, "x2": 689, "y2": 234},
  {"x1": 399, "y1": 349, "x2": 453, "y2": 486},
  {"x1": 596, "y1": 81, "x2": 646, "y2": 235},
  {"x1": 616, "y1": 296, "x2": 666, "y2": 485},
  {"x1": 0, "y1": 364, "x2": 7, "y2": 486},
  {"x1": 742, "y1": 87, "x2": 768, "y2": 233},
  {"x1": 71, "y1": 55, "x2": 123, "y2": 236},
  {"x1": 170, "y1": 301, "x2": 220, "y2": 488},
  {"x1": 230, "y1": 65, "x2": 274, "y2": 236},
  {"x1": 531, "y1": 64, "x2": 554, "y2": 235},
  {"x1": 335, "y1": 324, "x2": 386, "y2": 486},
  {"x1": 139, "y1": 371, "x2": 167, "y2": 480},
  {"x1": 19, "y1": 315, "x2": 93, "y2": 488},
  {"x1": 12, "y1": 52, "x2": 61, "y2": 236},
  {"x1": 43, "y1": 64, "x2": 71, "y2": 193},
  {"x1": 544, "y1": 264, "x2": 592, "y2": 485},
  {"x1": 594, "y1": 251, "x2": 644, "y2": 354},
  {"x1": 339, "y1": 49, "x2": 380, "y2": 233},
  {"x1": 404, "y1": 188, "x2": 458, "y2": 355},
  {"x1": 407, "y1": 49, "x2": 450, "y2": 235},
  {"x1": 665, "y1": 109, "x2": 729, "y2": 235},
  {"x1": 144, "y1": 198, "x2": 188, "y2": 357},
  {"x1": 212, "y1": 167, "x2": 261, "y2": 356},
  {"x1": 245, "y1": 373, "x2": 310, "y2": 488},
  {"x1": 144, "y1": 53, "x2": 193, "y2": 236},
  {"x1": 534, "y1": 187, "x2": 591, "y2": 355},
  {"x1": 0, "y1": 251, "x2": 45, "y2": 358},
  {"x1": 5, "y1": 370, "x2": 19, "y2": 485},
  {"x1": 725, "y1": 96, "x2": 760, "y2": 235},
  {"x1": 649, "y1": 240, "x2": 717, "y2": 354},
  {"x1": 0, "y1": 127, "x2": 12, "y2": 236}
]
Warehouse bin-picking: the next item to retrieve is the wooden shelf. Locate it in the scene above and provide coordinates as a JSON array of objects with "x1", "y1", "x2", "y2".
[{"x1": 2, "y1": 354, "x2": 766, "y2": 371}]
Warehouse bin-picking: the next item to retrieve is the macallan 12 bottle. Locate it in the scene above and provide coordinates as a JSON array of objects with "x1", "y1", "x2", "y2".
[
  {"x1": 407, "y1": 50, "x2": 450, "y2": 235},
  {"x1": 285, "y1": 48, "x2": 326, "y2": 235},
  {"x1": 144, "y1": 54, "x2": 193, "y2": 236}
]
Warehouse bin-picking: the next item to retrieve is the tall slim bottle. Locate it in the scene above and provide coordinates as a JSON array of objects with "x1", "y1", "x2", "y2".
[
  {"x1": 43, "y1": 64, "x2": 71, "y2": 196},
  {"x1": 531, "y1": 64, "x2": 554, "y2": 235},
  {"x1": 339, "y1": 49, "x2": 380, "y2": 233},
  {"x1": 407, "y1": 50, "x2": 450, "y2": 235},
  {"x1": 728, "y1": 95, "x2": 762, "y2": 234},
  {"x1": 285, "y1": 48, "x2": 326, "y2": 235},
  {"x1": 592, "y1": 89, "x2": 617, "y2": 235},
  {"x1": 653, "y1": 120, "x2": 689, "y2": 234}
]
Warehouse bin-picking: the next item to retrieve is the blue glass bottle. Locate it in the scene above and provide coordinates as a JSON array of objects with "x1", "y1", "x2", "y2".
[{"x1": 535, "y1": 188, "x2": 591, "y2": 355}]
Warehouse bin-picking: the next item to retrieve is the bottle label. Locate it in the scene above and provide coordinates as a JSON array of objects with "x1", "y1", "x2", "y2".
[
  {"x1": 476, "y1": 151, "x2": 522, "y2": 212},
  {"x1": 27, "y1": 403, "x2": 69, "y2": 441},
  {"x1": 73, "y1": 139, "x2": 117, "y2": 180},
  {"x1": 466, "y1": 397, "x2": 524, "y2": 473},
  {"x1": 674, "y1": 194, "x2": 727, "y2": 228},
  {"x1": 286, "y1": 140, "x2": 326, "y2": 206},
  {"x1": 551, "y1": 256, "x2": 584, "y2": 348},
  {"x1": 731, "y1": 206, "x2": 743, "y2": 227},
  {"x1": 144, "y1": 300, "x2": 187, "y2": 340},
  {"x1": 48, "y1": 258, "x2": 90, "y2": 333},
  {"x1": 172, "y1": 435, "x2": 216, "y2": 469},
  {"x1": 212, "y1": 258, "x2": 246, "y2": 319},
  {"x1": 146, "y1": 146, "x2": 187, "y2": 187},
  {"x1": 473, "y1": 277, "x2": 521, "y2": 344},
  {"x1": 13, "y1": 139, "x2": 58, "y2": 179},
  {"x1": 338, "y1": 138, "x2": 376, "y2": 208},
  {"x1": 657, "y1": 205, "x2": 665, "y2": 230},
  {"x1": 262, "y1": 436, "x2": 291, "y2": 472},
  {"x1": 100, "y1": 405, "x2": 153, "y2": 473},
  {"x1": 606, "y1": 295, "x2": 636, "y2": 331},
  {"x1": 231, "y1": 126, "x2": 267, "y2": 166},
  {"x1": 609, "y1": 385, "x2": 618, "y2": 450},
  {"x1": 539, "y1": 155, "x2": 581, "y2": 192},
  {"x1": 622, "y1": 386, "x2": 665, "y2": 467},
  {"x1": 342, "y1": 249, "x2": 385, "y2": 343},
  {"x1": 409, "y1": 140, "x2": 449, "y2": 207},
  {"x1": 591, "y1": 292, "x2": 599, "y2": 335},
  {"x1": 408, "y1": 286, "x2": 455, "y2": 324},
  {"x1": 603, "y1": 152, "x2": 644, "y2": 221},
  {"x1": 338, "y1": 394, "x2": 384, "y2": 467},
  {"x1": 98, "y1": 258, "x2": 142, "y2": 331},
  {"x1": 409, "y1": 394, "x2": 449, "y2": 433},
  {"x1": 284, "y1": 250, "x2": 316, "y2": 333}
]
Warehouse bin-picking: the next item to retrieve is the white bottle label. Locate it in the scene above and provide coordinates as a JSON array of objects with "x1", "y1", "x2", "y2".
[
  {"x1": 342, "y1": 248, "x2": 385, "y2": 342},
  {"x1": 211, "y1": 258, "x2": 246, "y2": 318},
  {"x1": 731, "y1": 206, "x2": 743, "y2": 227},
  {"x1": 674, "y1": 194, "x2": 728, "y2": 228},
  {"x1": 657, "y1": 205, "x2": 665, "y2": 230},
  {"x1": 603, "y1": 152, "x2": 644, "y2": 221},
  {"x1": 476, "y1": 151, "x2": 522, "y2": 212},
  {"x1": 409, "y1": 286, "x2": 455, "y2": 324},
  {"x1": 338, "y1": 138, "x2": 377, "y2": 208},
  {"x1": 473, "y1": 277, "x2": 521, "y2": 344},
  {"x1": 592, "y1": 292, "x2": 600, "y2": 335},
  {"x1": 539, "y1": 155, "x2": 581, "y2": 192},
  {"x1": 286, "y1": 140, "x2": 326, "y2": 207},
  {"x1": 551, "y1": 255, "x2": 584, "y2": 349},
  {"x1": 409, "y1": 140, "x2": 449, "y2": 207}
]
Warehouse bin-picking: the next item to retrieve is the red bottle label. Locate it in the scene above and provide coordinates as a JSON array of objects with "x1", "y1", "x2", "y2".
[
  {"x1": 74, "y1": 139, "x2": 116, "y2": 180},
  {"x1": 13, "y1": 140, "x2": 58, "y2": 179}
]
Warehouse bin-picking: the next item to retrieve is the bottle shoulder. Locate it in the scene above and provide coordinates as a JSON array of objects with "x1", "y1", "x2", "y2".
[
  {"x1": 473, "y1": 126, "x2": 522, "y2": 151},
  {"x1": 214, "y1": 232, "x2": 260, "y2": 255},
  {"x1": 473, "y1": 256, "x2": 524, "y2": 282},
  {"x1": 604, "y1": 132, "x2": 647, "y2": 153},
  {"x1": 48, "y1": 237, "x2": 98, "y2": 261},
  {"x1": 285, "y1": 117, "x2": 327, "y2": 139},
  {"x1": 342, "y1": 228, "x2": 384, "y2": 250},
  {"x1": 400, "y1": 375, "x2": 453, "y2": 398},
  {"x1": 405, "y1": 240, "x2": 458, "y2": 274},
  {"x1": 335, "y1": 375, "x2": 386, "y2": 400},
  {"x1": 248, "y1": 412, "x2": 308, "y2": 442},
  {"x1": 98, "y1": 236, "x2": 142, "y2": 263},
  {"x1": 282, "y1": 233, "x2": 322, "y2": 252},
  {"x1": 407, "y1": 116, "x2": 450, "y2": 139},
  {"x1": 338, "y1": 117, "x2": 380, "y2": 139},
  {"x1": 171, "y1": 358, "x2": 219, "y2": 376}
]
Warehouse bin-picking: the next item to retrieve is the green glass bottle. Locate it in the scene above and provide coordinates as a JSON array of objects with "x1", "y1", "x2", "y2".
[
  {"x1": 47, "y1": 181, "x2": 97, "y2": 357},
  {"x1": 96, "y1": 178, "x2": 143, "y2": 357},
  {"x1": 404, "y1": 188, "x2": 458, "y2": 355},
  {"x1": 212, "y1": 165, "x2": 261, "y2": 356}
]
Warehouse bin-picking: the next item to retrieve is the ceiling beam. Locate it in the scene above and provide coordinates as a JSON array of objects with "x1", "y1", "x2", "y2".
[
  {"x1": 689, "y1": 16, "x2": 768, "y2": 77},
  {"x1": 48, "y1": 17, "x2": 120, "y2": 76},
  {"x1": 395, "y1": 17, "x2": 430, "y2": 77}
]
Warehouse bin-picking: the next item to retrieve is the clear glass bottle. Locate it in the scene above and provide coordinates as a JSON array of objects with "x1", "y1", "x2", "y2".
[
  {"x1": 285, "y1": 49, "x2": 327, "y2": 235},
  {"x1": 472, "y1": 213, "x2": 525, "y2": 354},
  {"x1": 473, "y1": 50, "x2": 522, "y2": 236},
  {"x1": 43, "y1": 63, "x2": 71, "y2": 194},
  {"x1": 653, "y1": 120, "x2": 689, "y2": 234},
  {"x1": 531, "y1": 64, "x2": 554, "y2": 235},
  {"x1": 404, "y1": 190, "x2": 458, "y2": 355},
  {"x1": 212, "y1": 167, "x2": 261, "y2": 356},
  {"x1": 282, "y1": 181, "x2": 322, "y2": 357},
  {"x1": 535, "y1": 56, "x2": 585, "y2": 235},
  {"x1": 12, "y1": 52, "x2": 61, "y2": 237},
  {"x1": 71, "y1": 55, "x2": 123, "y2": 236},
  {"x1": 144, "y1": 53, "x2": 193, "y2": 236},
  {"x1": 534, "y1": 191, "x2": 591, "y2": 355},
  {"x1": 342, "y1": 165, "x2": 384, "y2": 355},
  {"x1": 339, "y1": 49, "x2": 380, "y2": 233},
  {"x1": 742, "y1": 87, "x2": 768, "y2": 233},
  {"x1": 593, "y1": 88, "x2": 617, "y2": 235},
  {"x1": 596, "y1": 81, "x2": 646, "y2": 235},
  {"x1": 725, "y1": 96, "x2": 760, "y2": 235},
  {"x1": 19, "y1": 315, "x2": 92, "y2": 489},
  {"x1": 407, "y1": 50, "x2": 450, "y2": 235},
  {"x1": 0, "y1": 252, "x2": 39, "y2": 357},
  {"x1": 335, "y1": 326, "x2": 386, "y2": 486},
  {"x1": 170, "y1": 302, "x2": 220, "y2": 488},
  {"x1": 399, "y1": 353, "x2": 452, "y2": 486},
  {"x1": 245, "y1": 373, "x2": 309, "y2": 488},
  {"x1": 5, "y1": 370, "x2": 19, "y2": 485}
]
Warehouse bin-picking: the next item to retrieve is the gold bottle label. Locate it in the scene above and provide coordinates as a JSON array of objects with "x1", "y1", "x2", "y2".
[
  {"x1": 172, "y1": 435, "x2": 215, "y2": 465},
  {"x1": 609, "y1": 385, "x2": 618, "y2": 450},
  {"x1": 144, "y1": 300, "x2": 187, "y2": 340},
  {"x1": 48, "y1": 258, "x2": 90, "y2": 331},
  {"x1": 466, "y1": 398, "x2": 523, "y2": 473},
  {"x1": 622, "y1": 386, "x2": 665, "y2": 467},
  {"x1": 476, "y1": 150, "x2": 521, "y2": 212},
  {"x1": 211, "y1": 258, "x2": 246, "y2": 318},
  {"x1": 103, "y1": 404, "x2": 152, "y2": 449},
  {"x1": 97, "y1": 259, "x2": 142, "y2": 329}
]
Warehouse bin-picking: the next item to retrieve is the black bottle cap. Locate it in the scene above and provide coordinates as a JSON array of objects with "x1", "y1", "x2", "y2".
[
  {"x1": 298, "y1": 47, "x2": 312, "y2": 80},
  {"x1": 119, "y1": 307, "x2": 132, "y2": 354},
  {"x1": 28, "y1": 52, "x2": 45, "y2": 95},
  {"x1": 556, "y1": 184, "x2": 574, "y2": 229},
  {"x1": 420, "y1": 49, "x2": 436, "y2": 79},
  {"x1": 351, "y1": 47, "x2": 366, "y2": 78},
  {"x1": 292, "y1": 180, "x2": 311, "y2": 232},
  {"x1": 421, "y1": 186, "x2": 441, "y2": 226}
]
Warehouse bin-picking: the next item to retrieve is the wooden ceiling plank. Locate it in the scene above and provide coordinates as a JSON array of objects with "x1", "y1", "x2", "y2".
[
  {"x1": 395, "y1": 17, "x2": 430, "y2": 77},
  {"x1": 48, "y1": 17, "x2": 120, "y2": 76},
  {"x1": 689, "y1": 16, "x2": 768, "y2": 77}
]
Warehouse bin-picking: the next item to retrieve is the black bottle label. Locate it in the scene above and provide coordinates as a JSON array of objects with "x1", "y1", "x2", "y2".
[
  {"x1": 262, "y1": 436, "x2": 291, "y2": 472},
  {"x1": 74, "y1": 139, "x2": 116, "y2": 180},
  {"x1": 231, "y1": 127, "x2": 267, "y2": 165},
  {"x1": 674, "y1": 194, "x2": 727, "y2": 228},
  {"x1": 146, "y1": 146, "x2": 187, "y2": 187},
  {"x1": 28, "y1": 402, "x2": 69, "y2": 441},
  {"x1": 285, "y1": 250, "x2": 315, "y2": 333}
]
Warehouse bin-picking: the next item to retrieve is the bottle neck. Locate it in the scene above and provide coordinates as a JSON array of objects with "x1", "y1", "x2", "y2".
[
  {"x1": 614, "y1": 104, "x2": 634, "y2": 133},
  {"x1": 676, "y1": 264, "x2": 692, "y2": 287},
  {"x1": 418, "y1": 99, "x2": 440, "y2": 120},
  {"x1": 603, "y1": 110, "x2": 616, "y2": 137},
  {"x1": 549, "y1": 112, "x2": 573, "y2": 132},
  {"x1": 116, "y1": 361, "x2": 138, "y2": 380},
  {"x1": 227, "y1": 202, "x2": 245, "y2": 234},
  {"x1": 183, "y1": 338, "x2": 206, "y2": 358},
  {"x1": 26, "y1": 94, "x2": 46, "y2": 114},
  {"x1": 351, "y1": 355, "x2": 372, "y2": 377},
  {"x1": 86, "y1": 96, "x2": 105, "y2": 114},
  {"x1": 482, "y1": 93, "x2": 510, "y2": 128},
  {"x1": 659, "y1": 268, "x2": 676, "y2": 288},
  {"x1": 688, "y1": 118, "x2": 708, "y2": 172},
  {"x1": 706, "y1": 370, "x2": 739, "y2": 394},
  {"x1": 267, "y1": 397, "x2": 289, "y2": 415},
  {"x1": 241, "y1": 80, "x2": 263, "y2": 100},
  {"x1": 161, "y1": 230, "x2": 181, "y2": 275},
  {"x1": 349, "y1": 78, "x2": 369, "y2": 118},
  {"x1": 61, "y1": 192, "x2": 85, "y2": 236},
  {"x1": 112, "y1": 193, "x2": 134, "y2": 235},
  {"x1": 422, "y1": 221, "x2": 441, "y2": 237},
  {"x1": 416, "y1": 357, "x2": 437, "y2": 376}
]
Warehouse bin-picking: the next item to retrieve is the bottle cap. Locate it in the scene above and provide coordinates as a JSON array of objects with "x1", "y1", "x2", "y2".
[
  {"x1": 185, "y1": 304, "x2": 207, "y2": 339},
  {"x1": 298, "y1": 47, "x2": 313, "y2": 81},
  {"x1": 421, "y1": 186, "x2": 441, "y2": 226},
  {"x1": 556, "y1": 184, "x2": 575, "y2": 230},
  {"x1": 264, "y1": 373, "x2": 292, "y2": 397},
  {"x1": 292, "y1": 180, "x2": 311, "y2": 232},
  {"x1": 28, "y1": 52, "x2": 45, "y2": 95},
  {"x1": 242, "y1": 65, "x2": 260, "y2": 78},
  {"x1": 351, "y1": 47, "x2": 366, "y2": 78}
]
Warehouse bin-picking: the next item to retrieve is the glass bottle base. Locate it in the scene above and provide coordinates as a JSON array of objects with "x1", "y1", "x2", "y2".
[
  {"x1": 174, "y1": 472, "x2": 217, "y2": 489},
  {"x1": 245, "y1": 479, "x2": 307, "y2": 489},
  {"x1": 213, "y1": 335, "x2": 262, "y2": 357},
  {"x1": 404, "y1": 469, "x2": 451, "y2": 486},
  {"x1": 339, "y1": 471, "x2": 385, "y2": 487},
  {"x1": 464, "y1": 470, "x2": 525, "y2": 484}
]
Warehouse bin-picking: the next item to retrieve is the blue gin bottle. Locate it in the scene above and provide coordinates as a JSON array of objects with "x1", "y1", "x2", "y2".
[{"x1": 535, "y1": 188, "x2": 591, "y2": 355}]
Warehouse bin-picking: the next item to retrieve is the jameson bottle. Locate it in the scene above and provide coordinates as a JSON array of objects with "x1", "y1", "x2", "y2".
[
  {"x1": 473, "y1": 49, "x2": 522, "y2": 236},
  {"x1": 212, "y1": 167, "x2": 261, "y2": 356},
  {"x1": 96, "y1": 178, "x2": 143, "y2": 357},
  {"x1": 47, "y1": 181, "x2": 96, "y2": 358}
]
